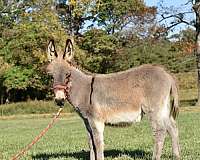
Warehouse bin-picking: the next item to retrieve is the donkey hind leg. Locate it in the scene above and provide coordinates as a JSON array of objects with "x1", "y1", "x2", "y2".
[
  {"x1": 150, "y1": 117, "x2": 167, "y2": 160},
  {"x1": 84, "y1": 118, "x2": 105, "y2": 160},
  {"x1": 166, "y1": 117, "x2": 180, "y2": 160}
]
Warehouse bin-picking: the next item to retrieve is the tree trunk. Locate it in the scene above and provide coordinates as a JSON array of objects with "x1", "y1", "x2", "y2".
[
  {"x1": 196, "y1": 34, "x2": 200, "y2": 106},
  {"x1": 0, "y1": 94, "x2": 3, "y2": 104},
  {"x1": 0, "y1": 86, "x2": 3, "y2": 104},
  {"x1": 194, "y1": 1, "x2": 200, "y2": 106}
]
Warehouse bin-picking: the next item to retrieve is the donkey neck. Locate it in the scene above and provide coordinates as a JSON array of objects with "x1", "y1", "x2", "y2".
[
  {"x1": 70, "y1": 65, "x2": 93, "y2": 83},
  {"x1": 68, "y1": 65, "x2": 94, "y2": 107}
]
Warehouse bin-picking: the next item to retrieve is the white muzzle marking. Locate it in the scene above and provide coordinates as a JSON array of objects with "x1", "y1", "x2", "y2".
[{"x1": 55, "y1": 90, "x2": 66, "y2": 100}]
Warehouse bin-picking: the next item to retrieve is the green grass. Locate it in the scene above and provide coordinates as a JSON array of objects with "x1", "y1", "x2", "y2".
[{"x1": 0, "y1": 111, "x2": 200, "y2": 160}]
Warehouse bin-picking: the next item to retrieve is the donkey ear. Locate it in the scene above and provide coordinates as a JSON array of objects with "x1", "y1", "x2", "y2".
[
  {"x1": 47, "y1": 40, "x2": 57, "y2": 62},
  {"x1": 63, "y1": 39, "x2": 74, "y2": 61}
]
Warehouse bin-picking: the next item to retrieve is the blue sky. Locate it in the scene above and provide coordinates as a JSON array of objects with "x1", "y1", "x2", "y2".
[
  {"x1": 144, "y1": 0, "x2": 194, "y2": 35},
  {"x1": 145, "y1": 0, "x2": 190, "y2": 7}
]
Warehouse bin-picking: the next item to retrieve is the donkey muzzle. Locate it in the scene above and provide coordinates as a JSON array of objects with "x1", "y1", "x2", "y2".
[
  {"x1": 55, "y1": 97, "x2": 65, "y2": 106},
  {"x1": 53, "y1": 85, "x2": 67, "y2": 107}
]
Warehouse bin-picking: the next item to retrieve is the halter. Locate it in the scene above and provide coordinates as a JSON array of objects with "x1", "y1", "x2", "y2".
[{"x1": 53, "y1": 74, "x2": 71, "y2": 100}]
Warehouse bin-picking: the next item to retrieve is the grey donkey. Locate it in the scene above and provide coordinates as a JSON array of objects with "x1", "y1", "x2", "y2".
[{"x1": 46, "y1": 39, "x2": 180, "y2": 160}]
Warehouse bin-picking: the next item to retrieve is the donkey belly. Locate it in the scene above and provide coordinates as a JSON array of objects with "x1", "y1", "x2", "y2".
[{"x1": 105, "y1": 109, "x2": 142, "y2": 124}]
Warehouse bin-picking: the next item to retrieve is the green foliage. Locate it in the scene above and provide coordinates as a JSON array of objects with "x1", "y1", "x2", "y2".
[
  {"x1": 113, "y1": 39, "x2": 196, "y2": 73},
  {"x1": 94, "y1": 0, "x2": 152, "y2": 34},
  {"x1": 77, "y1": 29, "x2": 119, "y2": 73},
  {"x1": 0, "y1": 1, "x2": 66, "y2": 66},
  {"x1": 56, "y1": 0, "x2": 97, "y2": 35},
  {"x1": 0, "y1": 0, "x2": 15, "y2": 32},
  {"x1": 0, "y1": 0, "x2": 68, "y2": 102},
  {"x1": 0, "y1": 57, "x2": 9, "y2": 77},
  {"x1": 4, "y1": 66, "x2": 32, "y2": 90},
  {"x1": 0, "y1": 57, "x2": 9, "y2": 103},
  {"x1": 57, "y1": 0, "x2": 156, "y2": 36},
  {"x1": 3, "y1": 66, "x2": 39, "y2": 91}
]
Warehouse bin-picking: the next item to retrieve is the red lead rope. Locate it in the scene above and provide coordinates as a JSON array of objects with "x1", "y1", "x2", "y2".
[{"x1": 11, "y1": 108, "x2": 63, "y2": 160}]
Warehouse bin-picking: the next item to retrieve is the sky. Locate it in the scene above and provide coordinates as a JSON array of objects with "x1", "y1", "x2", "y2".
[
  {"x1": 144, "y1": 0, "x2": 194, "y2": 35},
  {"x1": 145, "y1": 0, "x2": 190, "y2": 7}
]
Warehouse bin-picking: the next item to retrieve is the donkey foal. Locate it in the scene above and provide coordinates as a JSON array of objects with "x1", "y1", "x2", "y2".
[{"x1": 46, "y1": 39, "x2": 180, "y2": 160}]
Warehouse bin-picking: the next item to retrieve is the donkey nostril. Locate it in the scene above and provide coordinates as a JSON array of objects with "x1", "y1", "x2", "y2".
[{"x1": 55, "y1": 98, "x2": 65, "y2": 107}]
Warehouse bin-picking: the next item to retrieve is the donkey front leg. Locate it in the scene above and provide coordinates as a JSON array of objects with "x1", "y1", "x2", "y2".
[
  {"x1": 86, "y1": 130, "x2": 95, "y2": 160},
  {"x1": 84, "y1": 118, "x2": 105, "y2": 160}
]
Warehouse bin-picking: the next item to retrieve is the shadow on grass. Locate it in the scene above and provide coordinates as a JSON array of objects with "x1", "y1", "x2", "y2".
[
  {"x1": 180, "y1": 98, "x2": 197, "y2": 107},
  {"x1": 32, "y1": 149, "x2": 152, "y2": 160}
]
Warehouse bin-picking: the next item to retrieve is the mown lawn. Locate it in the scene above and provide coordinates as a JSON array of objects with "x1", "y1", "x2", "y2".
[{"x1": 0, "y1": 111, "x2": 200, "y2": 160}]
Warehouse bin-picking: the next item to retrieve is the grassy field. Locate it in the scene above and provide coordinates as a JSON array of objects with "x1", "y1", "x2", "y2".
[
  {"x1": 0, "y1": 110, "x2": 200, "y2": 160},
  {"x1": 0, "y1": 72, "x2": 199, "y2": 160}
]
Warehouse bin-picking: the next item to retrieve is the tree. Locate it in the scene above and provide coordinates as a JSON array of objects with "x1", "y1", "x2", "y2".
[
  {"x1": 193, "y1": 0, "x2": 200, "y2": 105},
  {"x1": 171, "y1": 28, "x2": 196, "y2": 55},
  {"x1": 55, "y1": 0, "x2": 157, "y2": 36},
  {"x1": 0, "y1": 57, "x2": 9, "y2": 104},
  {"x1": 94, "y1": 0, "x2": 156, "y2": 35},
  {"x1": 0, "y1": 0, "x2": 68, "y2": 102},
  {"x1": 158, "y1": 0, "x2": 200, "y2": 105},
  {"x1": 55, "y1": 0, "x2": 97, "y2": 35},
  {"x1": 77, "y1": 29, "x2": 119, "y2": 73}
]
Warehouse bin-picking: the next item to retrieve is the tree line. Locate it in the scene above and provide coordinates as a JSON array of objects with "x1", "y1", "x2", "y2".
[{"x1": 0, "y1": 0, "x2": 196, "y2": 104}]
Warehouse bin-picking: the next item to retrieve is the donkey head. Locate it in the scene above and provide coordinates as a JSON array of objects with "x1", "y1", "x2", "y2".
[{"x1": 46, "y1": 39, "x2": 74, "y2": 106}]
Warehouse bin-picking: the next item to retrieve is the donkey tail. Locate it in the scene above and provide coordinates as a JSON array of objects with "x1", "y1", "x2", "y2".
[{"x1": 170, "y1": 77, "x2": 179, "y2": 119}]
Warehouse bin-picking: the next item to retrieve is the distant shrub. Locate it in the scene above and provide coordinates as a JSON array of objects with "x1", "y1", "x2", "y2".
[
  {"x1": 0, "y1": 101, "x2": 74, "y2": 116},
  {"x1": 176, "y1": 72, "x2": 197, "y2": 90}
]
